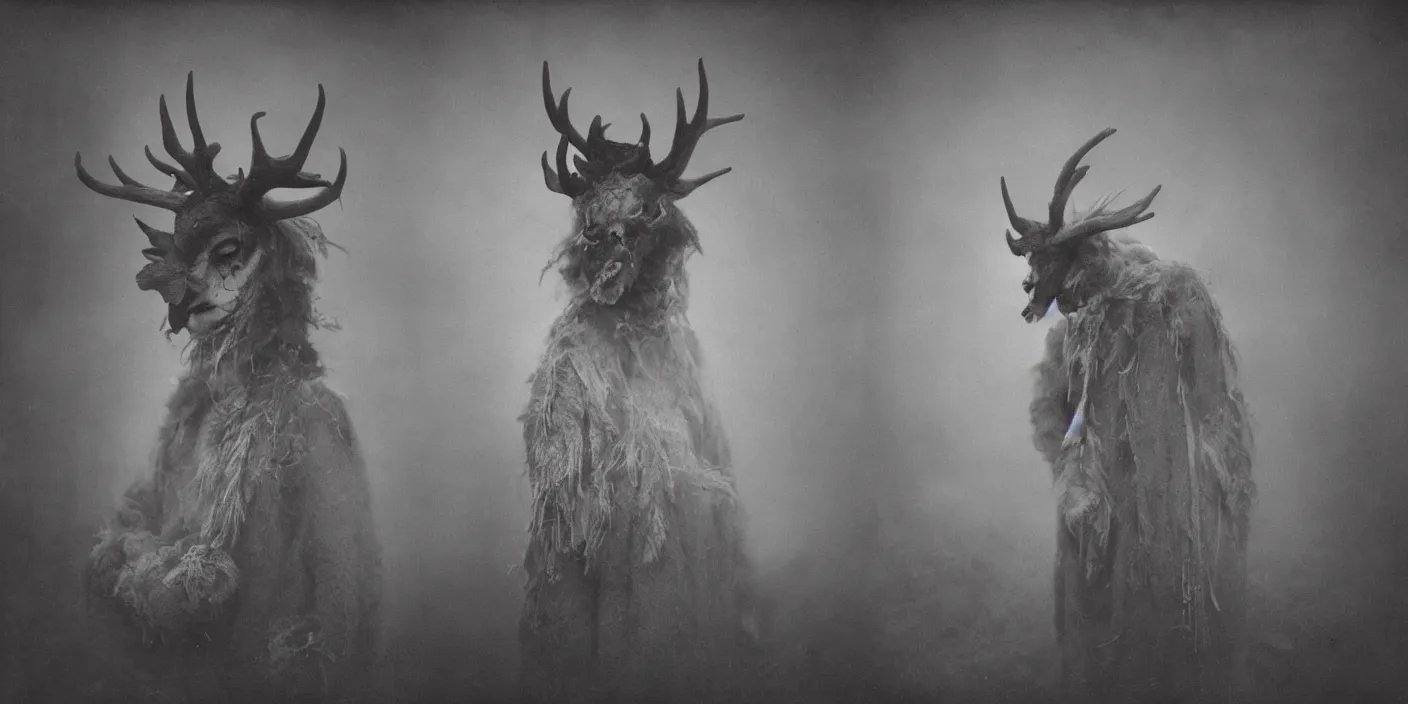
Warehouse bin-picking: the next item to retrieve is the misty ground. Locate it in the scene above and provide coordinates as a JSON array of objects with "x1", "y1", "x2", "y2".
[
  {"x1": 4, "y1": 468, "x2": 1407, "y2": 703},
  {"x1": 756, "y1": 507, "x2": 1408, "y2": 704}
]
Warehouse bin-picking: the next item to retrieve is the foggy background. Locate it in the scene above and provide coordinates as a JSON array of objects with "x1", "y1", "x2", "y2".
[
  {"x1": 868, "y1": 2, "x2": 1408, "y2": 700},
  {"x1": 0, "y1": 2, "x2": 884, "y2": 701},
  {"x1": 2, "y1": 1, "x2": 1406, "y2": 703}
]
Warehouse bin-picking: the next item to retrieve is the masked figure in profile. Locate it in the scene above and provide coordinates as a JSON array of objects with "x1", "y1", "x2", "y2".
[{"x1": 1001, "y1": 129, "x2": 1255, "y2": 702}]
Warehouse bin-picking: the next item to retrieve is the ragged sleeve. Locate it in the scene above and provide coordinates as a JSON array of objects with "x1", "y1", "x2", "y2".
[
  {"x1": 521, "y1": 347, "x2": 593, "y2": 494},
  {"x1": 291, "y1": 386, "x2": 383, "y2": 703},
  {"x1": 87, "y1": 469, "x2": 163, "y2": 602},
  {"x1": 681, "y1": 327, "x2": 733, "y2": 472},
  {"x1": 1031, "y1": 317, "x2": 1075, "y2": 465},
  {"x1": 680, "y1": 327, "x2": 758, "y2": 636},
  {"x1": 1174, "y1": 269, "x2": 1256, "y2": 524}
]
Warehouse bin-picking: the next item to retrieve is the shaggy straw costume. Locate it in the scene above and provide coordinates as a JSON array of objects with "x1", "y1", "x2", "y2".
[
  {"x1": 77, "y1": 74, "x2": 381, "y2": 703},
  {"x1": 518, "y1": 61, "x2": 757, "y2": 703},
  {"x1": 1003, "y1": 130, "x2": 1255, "y2": 702}
]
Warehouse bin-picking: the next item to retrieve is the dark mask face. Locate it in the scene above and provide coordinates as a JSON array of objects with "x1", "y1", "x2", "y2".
[
  {"x1": 569, "y1": 173, "x2": 678, "y2": 305},
  {"x1": 998, "y1": 128, "x2": 1162, "y2": 323},
  {"x1": 75, "y1": 72, "x2": 349, "y2": 335},
  {"x1": 1019, "y1": 245, "x2": 1078, "y2": 323},
  {"x1": 135, "y1": 199, "x2": 265, "y2": 335}
]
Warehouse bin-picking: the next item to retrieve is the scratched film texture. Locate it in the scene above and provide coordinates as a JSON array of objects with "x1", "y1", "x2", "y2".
[{"x1": 2, "y1": 1, "x2": 1407, "y2": 703}]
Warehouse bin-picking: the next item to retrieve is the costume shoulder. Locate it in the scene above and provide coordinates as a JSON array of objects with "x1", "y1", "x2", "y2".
[
  {"x1": 295, "y1": 380, "x2": 356, "y2": 436},
  {"x1": 283, "y1": 380, "x2": 363, "y2": 482},
  {"x1": 1154, "y1": 260, "x2": 1218, "y2": 321},
  {"x1": 523, "y1": 313, "x2": 615, "y2": 419}
]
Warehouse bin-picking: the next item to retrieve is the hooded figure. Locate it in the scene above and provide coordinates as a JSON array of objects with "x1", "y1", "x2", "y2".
[
  {"x1": 76, "y1": 73, "x2": 382, "y2": 703},
  {"x1": 517, "y1": 60, "x2": 761, "y2": 704},
  {"x1": 1001, "y1": 129, "x2": 1256, "y2": 702}
]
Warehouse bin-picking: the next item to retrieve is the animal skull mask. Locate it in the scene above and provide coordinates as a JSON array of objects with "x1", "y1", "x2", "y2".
[
  {"x1": 76, "y1": 72, "x2": 347, "y2": 334},
  {"x1": 1000, "y1": 128, "x2": 1162, "y2": 323}
]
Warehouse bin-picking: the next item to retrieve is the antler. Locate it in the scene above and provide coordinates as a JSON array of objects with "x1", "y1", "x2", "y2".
[
  {"x1": 651, "y1": 59, "x2": 745, "y2": 197},
  {"x1": 75, "y1": 72, "x2": 225, "y2": 211},
  {"x1": 158, "y1": 72, "x2": 225, "y2": 194},
  {"x1": 237, "y1": 84, "x2": 348, "y2": 221},
  {"x1": 1001, "y1": 128, "x2": 1161, "y2": 254},
  {"x1": 1048, "y1": 184, "x2": 1161, "y2": 245},
  {"x1": 75, "y1": 152, "x2": 189, "y2": 211},
  {"x1": 540, "y1": 59, "x2": 742, "y2": 200}
]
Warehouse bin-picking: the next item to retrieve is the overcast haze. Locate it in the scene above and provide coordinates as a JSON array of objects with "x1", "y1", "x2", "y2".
[{"x1": 3, "y1": 1, "x2": 1406, "y2": 702}]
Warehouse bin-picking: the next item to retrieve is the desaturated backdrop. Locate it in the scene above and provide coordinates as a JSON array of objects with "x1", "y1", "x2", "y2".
[
  {"x1": 5, "y1": 1, "x2": 1407, "y2": 703},
  {"x1": 869, "y1": 1, "x2": 1408, "y2": 701},
  {"x1": 0, "y1": 2, "x2": 884, "y2": 702}
]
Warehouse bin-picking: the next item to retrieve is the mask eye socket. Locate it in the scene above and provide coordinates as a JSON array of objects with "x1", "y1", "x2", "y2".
[{"x1": 212, "y1": 240, "x2": 241, "y2": 262}]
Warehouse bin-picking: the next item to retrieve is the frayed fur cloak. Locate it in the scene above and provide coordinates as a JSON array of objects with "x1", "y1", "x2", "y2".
[
  {"x1": 1031, "y1": 234, "x2": 1256, "y2": 702},
  {"x1": 517, "y1": 283, "x2": 756, "y2": 704},
  {"x1": 85, "y1": 218, "x2": 383, "y2": 703}
]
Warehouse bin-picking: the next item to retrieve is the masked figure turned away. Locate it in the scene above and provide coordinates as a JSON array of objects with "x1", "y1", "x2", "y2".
[
  {"x1": 999, "y1": 129, "x2": 1256, "y2": 702},
  {"x1": 518, "y1": 60, "x2": 761, "y2": 704},
  {"x1": 77, "y1": 74, "x2": 382, "y2": 703}
]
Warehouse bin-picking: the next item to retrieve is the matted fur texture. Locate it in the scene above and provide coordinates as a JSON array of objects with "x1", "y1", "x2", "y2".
[
  {"x1": 85, "y1": 218, "x2": 382, "y2": 703},
  {"x1": 518, "y1": 192, "x2": 758, "y2": 703},
  {"x1": 1031, "y1": 233, "x2": 1255, "y2": 701}
]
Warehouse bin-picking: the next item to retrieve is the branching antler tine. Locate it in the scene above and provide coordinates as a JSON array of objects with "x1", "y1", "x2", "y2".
[
  {"x1": 556, "y1": 92, "x2": 590, "y2": 155},
  {"x1": 133, "y1": 216, "x2": 175, "y2": 250},
  {"x1": 1052, "y1": 185, "x2": 1162, "y2": 244},
  {"x1": 158, "y1": 95, "x2": 194, "y2": 173},
  {"x1": 249, "y1": 111, "x2": 271, "y2": 170},
  {"x1": 692, "y1": 58, "x2": 710, "y2": 128},
  {"x1": 676, "y1": 113, "x2": 745, "y2": 183},
  {"x1": 258, "y1": 148, "x2": 348, "y2": 221},
  {"x1": 1051, "y1": 165, "x2": 1089, "y2": 228},
  {"x1": 1001, "y1": 177, "x2": 1044, "y2": 237},
  {"x1": 587, "y1": 115, "x2": 605, "y2": 146},
  {"x1": 650, "y1": 88, "x2": 690, "y2": 178},
  {"x1": 146, "y1": 145, "x2": 197, "y2": 191},
  {"x1": 75, "y1": 153, "x2": 186, "y2": 211},
  {"x1": 291, "y1": 85, "x2": 327, "y2": 165},
  {"x1": 704, "y1": 114, "x2": 745, "y2": 130},
  {"x1": 555, "y1": 133, "x2": 574, "y2": 190},
  {"x1": 638, "y1": 113, "x2": 651, "y2": 146},
  {"x1": 541, "y1": 151, "x2": 564, "y2": 194},
  {"x1": 669, "y1": 167, "x2": 732, "y2": 198},
  {"x1": 144, "y1": 145, "x2": 182, "y2": 178},
  {"x1": 108, "y1": 156, "x2": 143, "y2": 187},
  {"x1": 184, "y1": 72, "x2": 208, "y2": 152},
  {"x1": 654, "y1": 61, "x2": 743, "y2": 181},
  {"x1": 1049, "y1": 128, "x2": 1116, "y2": 226},
  {"x1": 542, "y1": 62, "x2": 590, "y2": 154}
]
